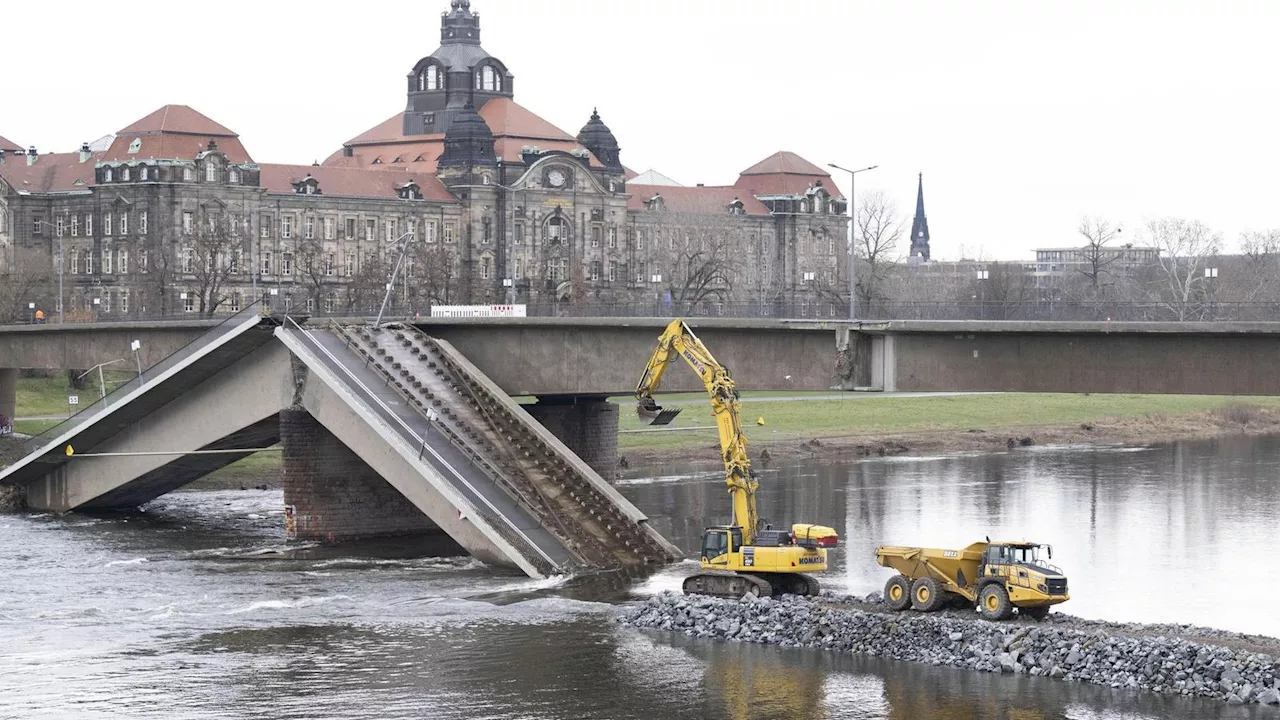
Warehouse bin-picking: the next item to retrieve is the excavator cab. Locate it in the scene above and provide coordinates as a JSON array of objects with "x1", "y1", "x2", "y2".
[
  {"x1": 700, "y1": 527, "x2": 742, "y2": 564},
  {"x1": 637, "y1": 397, "x2": 682, "y2": 426}
]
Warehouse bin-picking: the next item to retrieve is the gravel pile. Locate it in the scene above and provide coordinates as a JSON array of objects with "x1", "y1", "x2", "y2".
[{"x1": 620, "y1": 591, "x2": 1280, "y2": 707}]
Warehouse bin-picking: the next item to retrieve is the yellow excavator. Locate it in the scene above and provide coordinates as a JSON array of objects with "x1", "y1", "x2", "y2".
[{"x1": 635, "y1": 319, "x2": 839, "y2": 598}]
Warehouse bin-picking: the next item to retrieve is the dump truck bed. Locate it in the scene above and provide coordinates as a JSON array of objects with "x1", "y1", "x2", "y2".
[{"x1": 875, "y1": 541, "x2": 989, "y2": 599}]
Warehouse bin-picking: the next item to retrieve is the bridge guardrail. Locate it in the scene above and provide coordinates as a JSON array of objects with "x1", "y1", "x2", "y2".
[{"x1": 23, "y1": 302, "x2": 268, "y2": 454}]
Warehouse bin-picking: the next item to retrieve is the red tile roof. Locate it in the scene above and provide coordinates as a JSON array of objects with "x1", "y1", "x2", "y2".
[
  {"x1": 99, "y1": 135, "x2": 254, "y2": 164},
  {"x1": 627, "y1": 184, "x2": 771, "y2": 216},
  {"x1": 0, "y1": 135, "x2": 21, "y2": 152},
  {"x1": 735, "y1": 150, "x2": 840, "y2": 197},
  {"x1": 0, "y1": 152, "x2": 96, "y2": 194},
  {"x1": 118, "y1": 105, "x2": 238, "y2": 137},
  {"x1": 100, "y1": 105, "x2": 253, "y2": 163},
  {"x1": 259, "y1": 164, "x2": 455, "y2": 202},
  {"x1": 332, "y1": 99, "x2": 601, "y2": 169}
]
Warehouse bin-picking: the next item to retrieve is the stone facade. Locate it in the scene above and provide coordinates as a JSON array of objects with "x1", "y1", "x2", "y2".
[{"x1": 0, "y1": 1, "x2": 849, "y2": 322}]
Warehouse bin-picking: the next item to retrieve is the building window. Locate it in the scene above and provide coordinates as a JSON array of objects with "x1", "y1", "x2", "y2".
[
  {"x1": 514, "y1": 257, "x2": 522, "y2": 279},
  {"x1": 282, "y1": 252, "x2": 293, "y2": 276},
  {"x1": 84, "y1": 214, "x2": 91, "y2": 236},
  {"x1": 423, "y1": 64, "x2": 440, "y2": 91},
  {"x1": 85, "y1": 251, "x2": 94, "y2": 275},
  {"x1": 482, "y1": 218, "x2": 491, "y2": 244},
  {"x1": 229, "y1": 249, "x2": 241, "y2": 275},
  {"x1": 183, "y1": 212, "x2": 193, "y2": 235},
  {"x1": 282, "y1": 216, "x2": 293, "y2": 239},
  {"x1": 183, "y1": 167, "x2": 195, "y2": 182},
  {"x1": 424, "y1": 221, "x2": 436, "y2": 244},
  {"x1": 70, "y1": 250, "x2": 79, "y2": 274},
  {"x1": 182, "y1": 247, "x2": 194, "y2": 274},
  {"x1": 184, "y1": 292, "x2": 195, "y2": 313},
  {"x1": 608, "y1": 264, "x2": 616, "y2": 282},
  {"x1": 514, "y1": 223, "x2": 524, "y2": 245},
  {"x1": 119, "y1": 249, "x2": 129, "y2": 275},
  {"x1": 119, "y1": 213, "x2": 128, "y2": 236},
  {"x1": 444, "y1": 222, "x2": 455, "y2": 243},
  {"x1": 548, "y1": 217, "x2": 564, "y2": 245},
  {"x1": 323, "y1": 217, "x2": 335, "y2": 240},
  {"x1": 55, "y1": 217, "x2": 64, "y2": 237},
  {"x1": 205, "y1": 163, "x2": 217, "y2": 182},
  {"x1": 365, "y1": 219, "x2": 376, "y2": 240},
  {"x1": 140, "y1": 166, "x2": 149, "y2": 181},
  {"x1": 103, "y1": 214, "x2": 112, "y2": 236},
  {"x1": 101, "y1": 292, "x2": 112, "y2": 313},
  {"x1": 230, "y1": 292, "x2": 241, "y2": 313},
  {"x1": 590, "y1": 260, "x2": 601, "y2": 281},
  {"x1": 477, "y1": 65, "x2": 500, "y2": 91},
  {"x1": 139, "y1": 249, "x2": 148, "y2": 273},
  {"x1": 608, "y1": 226, "x2": 617, "y2": 249},
  {"x1": 120, "y1": 291, "x2": 129, "y2": 314},
  {"x1": 345, "y1": 253, "x2": 355, "y2": 277},
  {"x1": 591, "y1": 225, "x2": 602, "y2": 248},
  {"x1": 102, "y1": 249, "x2": 112, "y2": 274},
  {"x1": 121, "y1": 167, "x2": 131, "y2": 182},
  {"x1": 229, "y1": 168, "x2": 240, "y2": 184},
  {"x1": 481, "y1": 257, "x2": 491, "y2": 280},
  {"x1": 104, "y1": 168, "x2": 113, "y2": 182},
  {"x1": 261, "y1": 251, "x2": 272, "y2": 276},
  {"x1": 345, "y1": 218, "x2": 357, "y2": 239},
  {"x1": 408, "y1": 218, "x2": 417, "y2": 240},
  {"x1": 303, "y1": 216, "x2": 315, "y2": 240},
  {"x1": 384, "y1": 219, "x2": 398, "y2": 242},
  {"x1": 140, "y1": 211, "x2": 148, "y2": 235},
  {"x1": 325, "y1": 253, "x2": 335, "y2": 276}
]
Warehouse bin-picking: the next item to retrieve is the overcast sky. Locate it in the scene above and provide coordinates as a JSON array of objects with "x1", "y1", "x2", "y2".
[{"x1": 5, "y1": 0, "x2": 1278, "y2": 260}]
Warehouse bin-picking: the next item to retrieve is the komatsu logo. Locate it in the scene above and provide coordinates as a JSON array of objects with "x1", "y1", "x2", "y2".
[{"x1": 798, "y1": 556, "x2": 823, "y2": 565}]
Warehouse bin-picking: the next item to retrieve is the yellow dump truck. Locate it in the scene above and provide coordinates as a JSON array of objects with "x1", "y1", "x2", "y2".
[{"x1": 875, "y1": 540, "x2": 1069, "y2": 620}]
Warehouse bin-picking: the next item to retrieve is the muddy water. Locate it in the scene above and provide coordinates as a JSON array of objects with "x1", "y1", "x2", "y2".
[{"x1": 1, "y1": 435, "x2": 1277, "y2": 719}]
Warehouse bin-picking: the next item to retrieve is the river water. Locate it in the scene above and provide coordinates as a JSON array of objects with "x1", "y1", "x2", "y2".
[{"x1": 1, "y1": 435, "x2": 1278, "y2": 719}]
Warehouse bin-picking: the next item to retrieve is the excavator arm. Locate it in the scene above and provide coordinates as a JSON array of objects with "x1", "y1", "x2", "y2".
[{"x1": 635, "y1": 319, "x2": 760, "y2": 544}]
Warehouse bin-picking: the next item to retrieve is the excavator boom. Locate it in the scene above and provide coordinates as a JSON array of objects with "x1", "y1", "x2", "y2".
[{"x1": 635, "y1": 319, "x2": 759, "y2": 543}]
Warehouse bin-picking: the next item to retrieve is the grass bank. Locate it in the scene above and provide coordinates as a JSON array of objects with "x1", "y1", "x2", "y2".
[{"x1": 614, "y1": 392, "x2": 1280, "y2": 462}]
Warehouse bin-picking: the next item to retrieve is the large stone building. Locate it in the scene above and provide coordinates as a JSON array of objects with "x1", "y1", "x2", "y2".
[{"x1": 0, "y1": 0, "x2": 848, "y2": 321}]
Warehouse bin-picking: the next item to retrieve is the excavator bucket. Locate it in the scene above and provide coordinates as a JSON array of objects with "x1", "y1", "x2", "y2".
[{"x1": 637, "y1": 397, "x2": 682, "y2": 426}]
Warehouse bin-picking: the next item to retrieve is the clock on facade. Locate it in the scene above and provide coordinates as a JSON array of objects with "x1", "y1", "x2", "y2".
[{"x1": 547, "y1": 169, "x2": 566, "y2": 188}]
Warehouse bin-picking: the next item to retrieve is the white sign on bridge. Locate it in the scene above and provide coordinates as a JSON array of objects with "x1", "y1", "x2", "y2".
[{"x1": 430, "y1": 305, "x2": 527, "y2": 318}]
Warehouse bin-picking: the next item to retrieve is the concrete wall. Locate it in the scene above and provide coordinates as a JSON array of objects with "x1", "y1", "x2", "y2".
[
  {"x1": 281, "y1": 409, "x2": 441, "y2": 542},
  {"x1": 0, "y1": 368, "x2": 14, "y2": 426},
  {"x1": 0, "y1": 321, "x2": 213, "y2": 369},
  {"x1": 414, "y1": 318, "x2": 843, "y2": 396},
  {"x1": 525, "y1": 398, "x2": 619, "y2": 479},
  {"x1": 886, "y1": 330, "x2": 1280, "y2": 394}
]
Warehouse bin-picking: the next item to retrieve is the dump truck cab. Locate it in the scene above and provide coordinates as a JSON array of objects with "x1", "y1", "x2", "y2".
[{"x1": 875, "y1": 539, "x2": 1070, "y2": 620}]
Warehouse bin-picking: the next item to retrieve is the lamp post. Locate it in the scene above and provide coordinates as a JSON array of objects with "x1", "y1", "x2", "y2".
[
  {"x1": 827, "y1": 163, "x2": 879, "y2": 321},
  {"x1": 374, "y1": 230, "x2": 418, "y2": 327},
  {"x1": 32, "y1": 219, "x2": 64, "y2": 324}
]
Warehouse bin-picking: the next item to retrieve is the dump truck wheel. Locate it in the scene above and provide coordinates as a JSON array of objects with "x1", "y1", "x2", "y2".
[
  {"x1": 910, "y1": 577, "x2": 945, "y2": 612},
  {"x1": 884, "y1": 575, "x2": 911, "y2": 611},
  {"x1": 980, "y1": 584, "x2": 1013, "y2": 620},
  {"x1": 1021, "y1": 606, "x2": 1051, "y2": 621}
]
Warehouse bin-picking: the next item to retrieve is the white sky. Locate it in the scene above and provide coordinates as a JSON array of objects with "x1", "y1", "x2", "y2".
[{"x1": 5, "y1": 0, "x2": 1278, "y2": 260}]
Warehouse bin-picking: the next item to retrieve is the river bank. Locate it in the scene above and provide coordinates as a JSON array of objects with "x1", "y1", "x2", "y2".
[
  {"x1": 618, "y1": 401, "x2": 1280, "y2": 467},
  {"x1": 621, "y1": 592, "x2": 1280, "y2": 707}
]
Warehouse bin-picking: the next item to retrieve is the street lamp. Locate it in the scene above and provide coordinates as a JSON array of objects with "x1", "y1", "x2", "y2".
[
  {"x1": 827, "y1": 163, "x2": 879, "y2": 321},
  {"x1": 650, "y1": 273, "x2": 663, "y2": 316},
  {"x1": 374, "y1": 230, "x2": 418, "y2": 327},
  {"x1": 32, "y1": 219, "x2": 65, "y2": 324}
]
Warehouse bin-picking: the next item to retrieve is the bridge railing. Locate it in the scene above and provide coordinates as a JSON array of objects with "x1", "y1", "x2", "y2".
[{"x1": 24, "y1": 302, "x2": 267, "y2": 454}]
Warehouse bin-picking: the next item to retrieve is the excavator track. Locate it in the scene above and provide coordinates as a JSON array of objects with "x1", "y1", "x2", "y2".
[{"x1": 682, "y1": 572, "x2": 821, "y2": 599}]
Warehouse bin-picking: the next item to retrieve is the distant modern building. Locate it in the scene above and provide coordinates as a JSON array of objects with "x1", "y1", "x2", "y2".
[
  {"x1": 1032, "y1": 245, "x2": 1159, "y2": 283},
  {"x1": 0, "y1": 0, "x2": 848, "y2": 320}
]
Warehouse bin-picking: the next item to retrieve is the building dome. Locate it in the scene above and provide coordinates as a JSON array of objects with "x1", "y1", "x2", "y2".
[
  {"x1": 576, "y1": 108, "x2": 622, "y2": 171},
  {"x1": 438, "y1": 103, "x2": 497, "y2": 168}
]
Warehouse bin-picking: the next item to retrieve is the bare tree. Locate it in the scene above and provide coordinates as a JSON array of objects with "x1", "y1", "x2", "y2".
[
  {"x1": 188, "y1": 210, "x2": 240, "y2": 318},
  {"x1": 1145, "y1": 217, "x2": 1221, "y2": 320},
  {"x1": 406, "y1": 243, "x2": 460, "y2": 311},
  {"x1": 854, "y1": 190, "x2": 903, "y2": 308},
  {"x1": 1234, "y1": 229, "x2": 1280, "y2": 303},
  {"x1": 968, "y1": 261, "x2": 1037, "y2": 319},
  {"x1": 295, "y1": 235, "x2": 332, "y2": 314},
  {"x1": 0, "y1": 246, "x2": 54, "y2": 322},
  {"x1": 658, "y1": 216, "x2": 739, "y2": 313},
  {"x1": 1075, "y1": 216, "x2": 1125, "y2": 291}
]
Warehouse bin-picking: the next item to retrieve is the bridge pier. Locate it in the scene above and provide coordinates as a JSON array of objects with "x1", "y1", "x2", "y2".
[
  {"x1": 280, "y1": 409, "x2": 452, "y2": 545},
  {"x1": 0, "y1": 368, "x2": 14, "y2": 429},
  {"x1": 525, "y1": 396, "x2": 619, "y2": 480}
]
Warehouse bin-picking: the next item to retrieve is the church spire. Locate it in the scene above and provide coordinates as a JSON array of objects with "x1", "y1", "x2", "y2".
[{"x1": 909, "y1": 172, "x2": 931, "y2": 262}]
